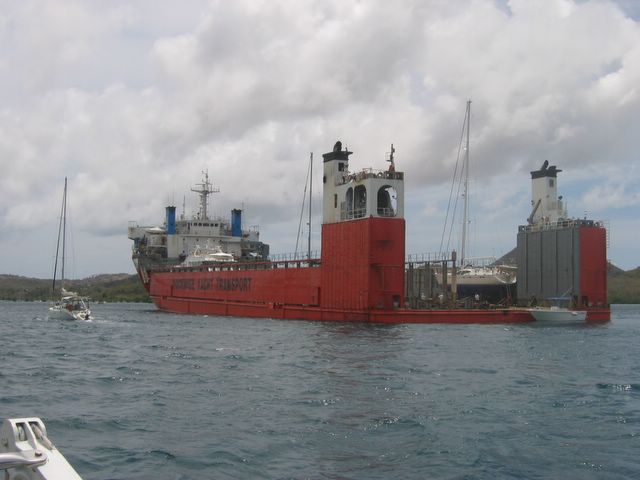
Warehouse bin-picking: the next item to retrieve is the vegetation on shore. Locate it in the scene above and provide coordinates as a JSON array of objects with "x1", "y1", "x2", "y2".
[
  {"x1": 0, "y1": 274, "x2": 150, "y2": 303},
  {"x1": 607, "y1": 264, "x2": 640, "y2": 304},
  {"x1": 1, "y1": 263, "x2": 638, "y2": 304}
]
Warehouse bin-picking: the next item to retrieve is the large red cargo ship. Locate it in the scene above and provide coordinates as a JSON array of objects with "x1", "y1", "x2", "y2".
[{"x1": 128, "y1": 142, "x2": 609, "y2": 323}]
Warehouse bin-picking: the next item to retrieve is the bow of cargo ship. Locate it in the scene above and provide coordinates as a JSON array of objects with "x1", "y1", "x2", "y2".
[{"x1": 128, "y1": 141, "x2": 609, "y2": 324}]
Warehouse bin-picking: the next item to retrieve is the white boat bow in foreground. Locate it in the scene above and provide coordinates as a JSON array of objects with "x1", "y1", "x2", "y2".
[{"x1": 0, "y1": 418, "x2": 82, "y2": 480}]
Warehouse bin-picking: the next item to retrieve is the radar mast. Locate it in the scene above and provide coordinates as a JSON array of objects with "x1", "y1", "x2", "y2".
[{"x1": 191, "y1": 170, "x2": 220, "y2": 220}]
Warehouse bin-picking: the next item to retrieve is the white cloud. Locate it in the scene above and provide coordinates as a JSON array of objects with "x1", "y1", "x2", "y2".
[
  {"x1": 582, "y1": 181, "x2": 640, "y2": 212},
  {"x1": 0, "y1": 0, "x2": 638, "y2": 277}
]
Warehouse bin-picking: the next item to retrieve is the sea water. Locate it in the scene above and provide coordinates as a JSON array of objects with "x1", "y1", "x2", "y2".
[{"x1": 1, "y1": 302, "x2": 639, "y2": 479}]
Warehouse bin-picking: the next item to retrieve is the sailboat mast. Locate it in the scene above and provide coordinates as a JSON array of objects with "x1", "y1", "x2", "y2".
[
  {"x1": 460, "y1": 100, "x2": 471, "y2": 265},
  {"x1": 61, "y1": 177, "x2": 67, "y2": 289},
  {"x1": 52, "y1": 178, "x2": 67, "y2": 295},
  {"x1": 308, "y1": 152, "x2": 313, "y2": 260}
]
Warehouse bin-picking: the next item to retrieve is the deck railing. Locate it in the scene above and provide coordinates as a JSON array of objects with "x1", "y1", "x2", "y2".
[
  {"x1": 336, "y1": 169, "x2": 404, "y2": 186},
  {"x1": 518, "y1": 218, "x2": 604, "y2": 233}
]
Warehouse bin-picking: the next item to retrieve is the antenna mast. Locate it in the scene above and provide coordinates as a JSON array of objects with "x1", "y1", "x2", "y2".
[
  {"x1": 387, "y1": 144, "x2": 396, "y2": 171},
  {"x1": 191, "y1": 170, "x2": 220, "y2": 220}
]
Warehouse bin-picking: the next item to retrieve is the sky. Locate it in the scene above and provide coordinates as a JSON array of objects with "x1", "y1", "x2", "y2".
[{"x1": 1, "y1": 0, "x2": 639, "y2": 279}]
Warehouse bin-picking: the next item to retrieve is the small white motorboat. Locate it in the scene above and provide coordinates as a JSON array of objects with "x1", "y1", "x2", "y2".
[{"x1": 0, "y1": 417, "x2": 83, "y2": 479}]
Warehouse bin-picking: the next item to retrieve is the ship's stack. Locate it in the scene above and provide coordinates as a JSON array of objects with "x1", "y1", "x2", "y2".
[{"x1": 516, "y1": 161, "x2": 608, "y2": 320}]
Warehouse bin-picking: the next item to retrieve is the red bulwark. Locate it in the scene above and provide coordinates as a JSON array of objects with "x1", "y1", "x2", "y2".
[
  {"x1": 320, "y1": 217, "x2": 405, "y2": 310},
  {"x1": 579, "y1": 226, "x2": 607, "y2": 308},
  {"x1": 150, "y1": 265, "x2": 321, "y2": 308}
]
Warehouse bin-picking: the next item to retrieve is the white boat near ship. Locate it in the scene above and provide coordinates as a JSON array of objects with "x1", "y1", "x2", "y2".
[
  {"x1": 528, "y1": 295, "x2": 587, "y2": 323},
  {"x1": 48, "y1": 178, "x2": 91, "y2": 321},
  {"x1": 528, "y1": 306, "x2": 587, "y2": 323}
]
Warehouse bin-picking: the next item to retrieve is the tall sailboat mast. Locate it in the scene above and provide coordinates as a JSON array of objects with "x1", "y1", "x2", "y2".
[
  {"x1": 62, "y1": 177, "x2": 67, "y2": 289},
  {"x1": 52, "y1": 177, "x2": 67, "y2": 295},
  {"x1": 295, "y1": 153, "x2": 313, "y2": 260},
  {"x1": 308, "y1": 152, "x2": 313, "y2": 260},
  {"x1": 460, "y1": 100, "x2": 471, "y2": 265}
]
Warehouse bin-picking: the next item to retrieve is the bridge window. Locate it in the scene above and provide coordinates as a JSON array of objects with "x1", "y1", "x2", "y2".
[
  {"x1": 345, "y1": 187, "x2": 354, "y2": 219},
  {"x1": 354, "y1": 185, "x2": 366, "y2": 218},
  {"x1": 377, "y1": 185, "x2": 397, "y2": 217}
]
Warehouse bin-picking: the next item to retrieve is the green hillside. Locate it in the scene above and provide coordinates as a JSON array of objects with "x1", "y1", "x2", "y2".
[
  {"x1": 0, "y1": 274, "x2": 150, "y2": 303},
  {"x1": 607, "y1": 265, "x2": 640, "y2": 304}
]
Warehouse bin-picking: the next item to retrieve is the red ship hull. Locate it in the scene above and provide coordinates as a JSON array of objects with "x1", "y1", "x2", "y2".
[
  {"x1": 147, "y1": 281, "x2": 609, "y2": 324},
  {"x1": 150, "y1": 293, "x2": 536, "y2": 324},
  {"x1": 584, "y1": 308, "x2": 611, "y2": 322}
]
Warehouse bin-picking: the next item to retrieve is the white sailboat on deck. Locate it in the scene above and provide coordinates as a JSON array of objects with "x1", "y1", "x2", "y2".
[
  {"x1": 439, "y1": 101, "x2": 516, "y2": 299},
  {"x1": 48, "y1": 178, "x2": 91, "y2": 321},
  {"x1": 181, "y1": 242, "x2": 236, "y2": 267}
]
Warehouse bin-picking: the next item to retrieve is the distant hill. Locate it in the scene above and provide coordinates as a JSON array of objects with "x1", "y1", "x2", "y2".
[
  {"x1": 607, "y1": 264, "x2": 640, "y2": 304},
  {"x1": 494, "y1": 247, "x2": 518, "y2": 266},
  {"x1": 0, "y1": 274, "x2": 150, "y2": 303}
]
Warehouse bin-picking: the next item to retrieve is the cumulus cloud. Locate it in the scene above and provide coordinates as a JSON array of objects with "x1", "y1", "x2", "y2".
[
  {"x1": 0, "y1": 0, "x2": 638, "y2": 276},
  {"x1": 582, "y1": 167, "x2": 640, "y2": 212}
]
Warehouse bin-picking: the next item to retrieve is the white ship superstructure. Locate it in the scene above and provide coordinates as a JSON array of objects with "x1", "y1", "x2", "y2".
[
  {"x1": 128, "y1": 172, "x2": 269, "y2": 274},
  {"x1": 528, "y1": 160, "x2": 568, "y2": 225}
]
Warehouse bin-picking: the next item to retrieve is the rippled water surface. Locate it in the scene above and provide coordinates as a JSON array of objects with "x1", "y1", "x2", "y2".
[{"x1": 1, "y1": 302, "x2": 639, "y2": 479}]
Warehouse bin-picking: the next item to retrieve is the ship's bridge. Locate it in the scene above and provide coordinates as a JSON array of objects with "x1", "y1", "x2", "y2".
[
  {"x1": 322, "y1": 141, "x2": 405, "y2": 224},
  {"x1": 338, "y1": 169, "x2": 404, "y2": 220}
]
